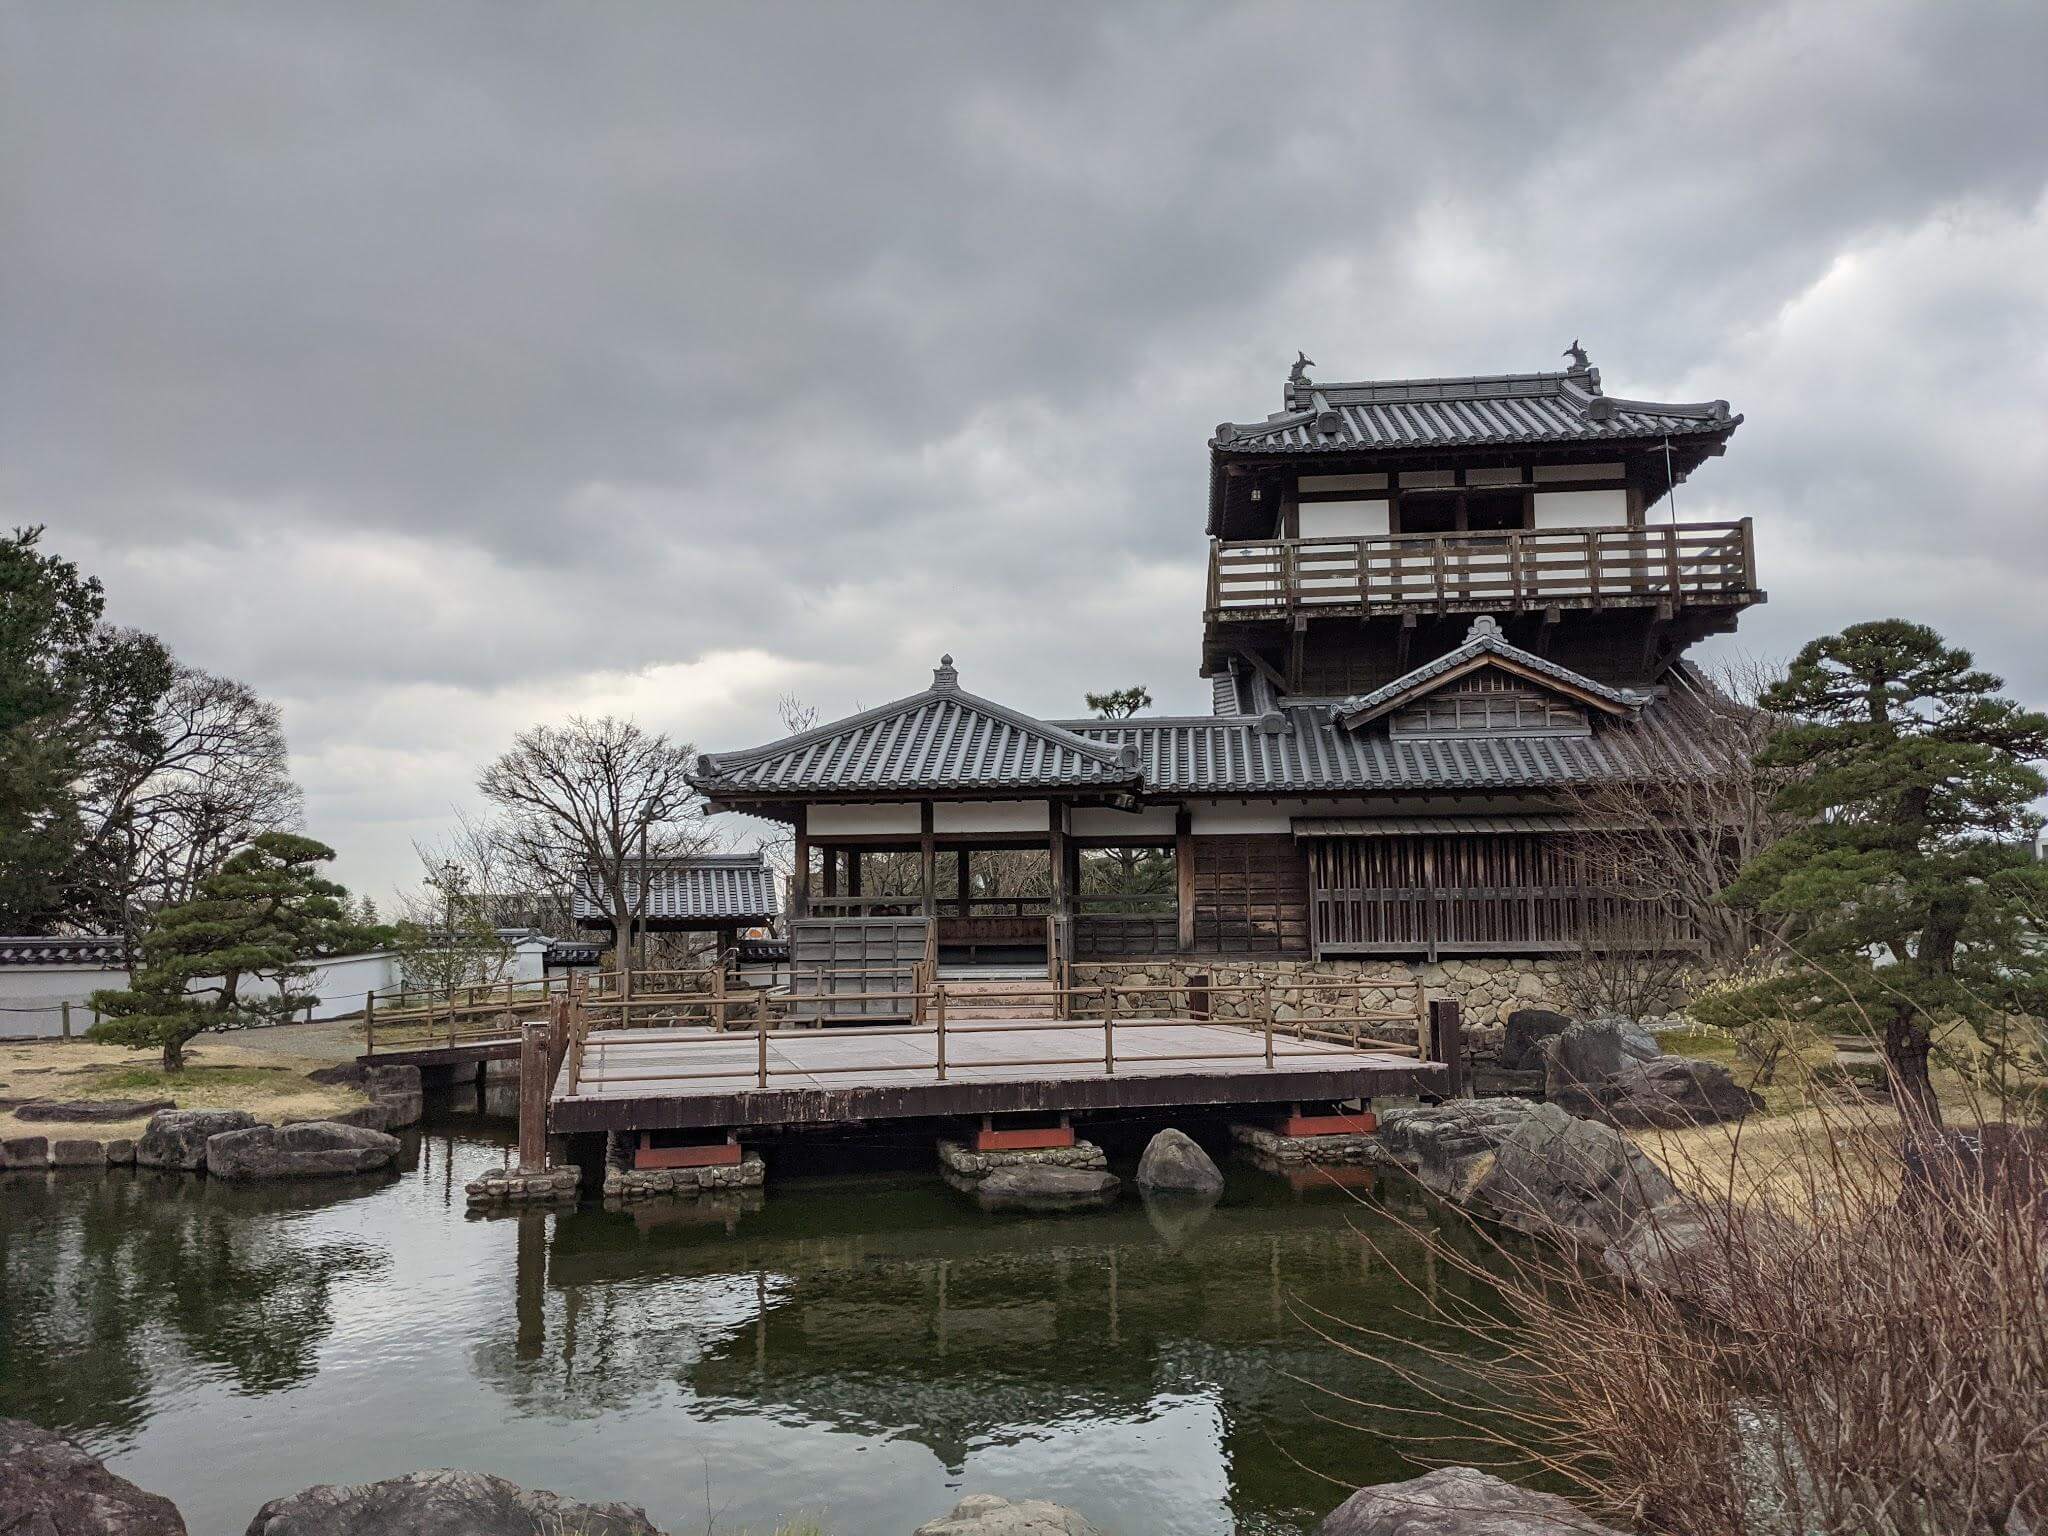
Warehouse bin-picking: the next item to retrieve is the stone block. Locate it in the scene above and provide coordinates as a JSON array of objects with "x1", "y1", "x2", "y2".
[{"x1": 50, "y1": 1138, "x2": 107, "y2": 1167}]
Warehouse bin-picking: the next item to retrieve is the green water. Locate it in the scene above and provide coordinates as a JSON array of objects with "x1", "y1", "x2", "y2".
[{"x1": 0, "y1": 1102, "x2": 1517, "y2": 1535}]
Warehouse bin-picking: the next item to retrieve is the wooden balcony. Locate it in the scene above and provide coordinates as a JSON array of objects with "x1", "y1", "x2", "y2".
[{"x1": 1206, "y1": 519, "x2": 1758, "y2": 621}]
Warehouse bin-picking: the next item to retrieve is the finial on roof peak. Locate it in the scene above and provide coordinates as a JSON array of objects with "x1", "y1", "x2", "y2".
[
  {"x1": 1466, "y1": 615, "x2": 1504, "y2": 643},
  {"x1": 1563, "y1": 338, "x2": 1590, "y2": 371},
  {"x1": 934, "y1": 654, "x2": 959, "y2": 689},
  {"x1": 1286, "y1": 350, "x2": 1316, "y2": 408}
]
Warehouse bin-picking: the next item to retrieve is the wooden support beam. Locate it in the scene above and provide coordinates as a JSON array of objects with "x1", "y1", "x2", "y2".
[
  {"x1": 955, "y1": 847, "x2": 970, "y2": 916},
  {"x1": 791, "y1": 827, "x2": 811, "y2": 919},
  {"x1": 1175, "y1": 808, "x2": 1196, "y2": 953},
  {"x1": 919, "y1": 803, "x2": 936, "y2": 918},
  {"x1": 516, "y1": 1022, "x2": 548, "y2": 1172},
  {"x1": 1232, "y1": 643, "x2": 1289, "y2": 695}
]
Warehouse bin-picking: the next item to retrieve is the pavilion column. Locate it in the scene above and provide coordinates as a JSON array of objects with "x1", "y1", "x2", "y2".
[
  {"x1": 919, "y1": 803, "x2": 936, "y2": 918},
  {"x1": 821, "y1": 845, "x2": 839, "y2": 899},
  {"x1": 846, "y1": 849, "x2": 862, "y2": 899},
  {"x1": 791, "y1": 825, "x2": 811, "y2": 919},
  {"x1": 954, "y1": 848, "x2": 970, "y2": 918},
  {"x1": 1175, "y1": 807, "x2": 1196, "y2": 952},
  {"x1": 1048, "y1": 803, "x2": 1071, "y2": 924}
]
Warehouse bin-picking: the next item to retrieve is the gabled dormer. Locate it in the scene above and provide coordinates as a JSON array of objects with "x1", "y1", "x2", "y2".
[
  {"x1": 1203, "y1": 349, "x2": 1757, "y2": 697},
  {"x1": 1331, "y1": 615, "x2": 1643, "y2": 740}
]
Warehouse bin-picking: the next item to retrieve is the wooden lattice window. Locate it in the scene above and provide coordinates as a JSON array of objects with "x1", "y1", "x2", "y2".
[{"x1": 1390, "y1": 676, "x2": 1588, "y2": 737}]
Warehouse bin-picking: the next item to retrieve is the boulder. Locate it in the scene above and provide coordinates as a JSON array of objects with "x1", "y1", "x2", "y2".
[
  {"x1": 136, "y1": 1109, "x2": 258, "y2": 1171},
  {"x1": 242, "y1": 1469, "x2": 659, "y2": 1536},
  {"x1": 1541, "y1": 1018, "x2": 1661, "y2": 1098},
  {"x1": 204, "y1": 1121, "x2": 400, "y2": 1181},
  {"x1": 1377, "y1": 1100, "x2": 1544, "y2": 1203},
  {"x1": 364, "y1": 1064, "x2": 424, "y2": 1128},
  {"x1": 1502, "y1": 1008, "x2": 1573, "y2": 1071},
  {"x1": 1596, "y1": 1056, "x2": 1761, "y2": 1129},
  {"x1": 2, "y1": 1134, "x2": 50, "y2": 1170},
  {"x1": 0, "y1": 1416, "x2": 188, "y2": 1535},
  {"x1": 1314, "y1": 1465, "x2": 1624, "y2": 1535},
  {"x1": 286, "y1": 1103, "x2": 389, "y2": 1132},
  {"x1": 1474, "y1": 1102, "x2": 1679, "y2": 1248},
  {"x1": 15, "y1": 1096, "x2": 175, "y2": 1123},
  {"x1": 106, "y1": 1137, "x2": 137, "y2": 1165},
  {"x1": 1134, "y1": 1129, "x2": 1225, "y2": 1195},
  {"x1": 914, "y1": 1493, "x2": 1102, "y2": 1535},
  {"x1": 50, "y1": 1138, "x2": 108, "y2": 1167},
  {"x1": 1604, "y1": 1202, "x2": 1737, "y2": 1314},
  {"x1": 974, "y1": 1165, "x2": 1119, "y2": 1211}
]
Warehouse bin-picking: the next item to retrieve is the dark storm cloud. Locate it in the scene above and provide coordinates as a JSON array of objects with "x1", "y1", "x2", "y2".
[{"x1": 5, "y1": 1, "x2": 2046, "y2": 895}]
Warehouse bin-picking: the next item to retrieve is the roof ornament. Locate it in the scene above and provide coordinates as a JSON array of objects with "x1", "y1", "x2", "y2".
[
  {"x1": 1563, "y1": 339, "x2": 1590, "y2": 372},
  {"x1": 1286, "y1": 350, "x2": 1315, "y2": 407},
  {"x1": 1465, "y1": 615, "x2": 1504, "y2": 643},
  {"x1": 933, "y1": 654, "x2": 959, "y2": 690}
]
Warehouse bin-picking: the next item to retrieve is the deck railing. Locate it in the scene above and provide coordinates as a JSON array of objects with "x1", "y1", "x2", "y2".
[
  {"x1": 561, "y1": 977, "x2": 1438, "y2": 1095},
  {"x1": 1207, "y1": 518, "x2": 1756, "y2": 617}
]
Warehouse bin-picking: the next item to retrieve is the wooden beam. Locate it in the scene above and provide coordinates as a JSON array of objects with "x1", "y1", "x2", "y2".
[
  {"x1": 1175, "y1": 808, "x2": 1196, "y2": 952},
  {"x1": 919, "y1": 803, "x2": 936, "y2": 919},
  {"x1": 1232, "y1": 643, "x2": 1289, "y2": 695},
  {"x1": 791, "y1": 828, "x2": 811, "y2": 919}
]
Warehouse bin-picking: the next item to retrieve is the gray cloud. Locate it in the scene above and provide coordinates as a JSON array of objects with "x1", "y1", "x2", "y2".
[{"x1": 5, "y1": 0, "x2": 2046, "y2": 898}]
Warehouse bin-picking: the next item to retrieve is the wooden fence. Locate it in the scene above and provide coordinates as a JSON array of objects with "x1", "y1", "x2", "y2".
[{"x1": 1208, "y1": 519, "x2": 1756, "y2": 617}]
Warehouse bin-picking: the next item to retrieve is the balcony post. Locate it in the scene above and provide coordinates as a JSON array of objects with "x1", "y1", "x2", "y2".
[
  {"x1": 1740, "y1": 516, "x2": 1757, "y2": 591},
  {"x1": 1509, "y1": 530, "x2": 1524, "y2": 608},
  {"x1": 1664, "y1": 523, "x2": 1682, "y2": 595},
  {"x1": 1206, "y1": 537, "x2": 1221, "y2": 611}
]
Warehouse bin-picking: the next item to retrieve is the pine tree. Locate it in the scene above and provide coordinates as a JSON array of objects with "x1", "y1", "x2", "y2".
[
  {"x1": 1698, "y1": 620, "x2": 2048, "y2": 1123},
  {"x1": 89, "y1": 832, "x2": 385, "y2": 1070}
]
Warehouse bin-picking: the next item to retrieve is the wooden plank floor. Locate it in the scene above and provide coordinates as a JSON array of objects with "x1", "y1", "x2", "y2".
[{"x1": 552, "y1": 1020, "x2": 1440, "y2": 1134}]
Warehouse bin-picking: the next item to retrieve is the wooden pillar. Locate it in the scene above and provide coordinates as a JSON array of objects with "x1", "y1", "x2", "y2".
[
  {"x1": 1175, "y1": 807, "x2": 1196, "y2": 952},
  {"x1": 846, "y1": 849, "x2": 862, "y2": 898},
  {"x1": 919, "y1": 803, "x2": 936, "y2": 919},
  {"x1": 1048, "y1": 805, "x2": 1070, "y2": 920},
  {"x1": 954, "y1": 848, "x2": 970, "y2": 917},
  {"x1": 516, "y1": 1022, "x2": 548, "y2": 1172},
  {"x1": 1428, "y1": 998, "x2": 1466, "y2": 1099},
  {"x1": 821, "y1": 845, "x2": 839, "y2": 899},
  {"x1": 792, "y1": 823, "x2": 811, "y2": 919}
]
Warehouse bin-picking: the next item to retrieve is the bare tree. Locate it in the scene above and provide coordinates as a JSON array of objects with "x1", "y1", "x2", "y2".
[
  {"x1": 408, "y1": 807, "x2": 574, "y2": 935},
  {"x1": 89, "y1": 665, "x2": 302, "y2": 963},
  {"x1": 1562, "y1": 657, "x2": 1802, "y2": 982},
  {"x1": 477, "y1": 716, "x2": 707, "y2": 974}
]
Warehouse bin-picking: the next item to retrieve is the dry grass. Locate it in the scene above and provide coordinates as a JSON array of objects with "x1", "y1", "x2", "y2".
[
  {"x1": 1304, "y1": 1079, "x2": 2047, "y2": 1536},
  {"x1": 0, "y1": 1034, "x2": 366, "y2": 1139}
]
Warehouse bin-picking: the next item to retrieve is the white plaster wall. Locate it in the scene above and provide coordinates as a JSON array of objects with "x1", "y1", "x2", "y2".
[
  {"x1": 932, "y1": 800, "x2": 1049, "y2": 834},
  {"x1": 806, "y1": 802, "x2": 922, "y2": 836},
  {"x1": 0, "y1": 965, "x2": 122, "y2": 1037},
  {"x1": 1298, "y1": 499, "x2": 1390, "y2": 538},
  {"x1": 1071, "y1": 805, "x2": 1178, "y2": 837},
  {"x1": 1532, "y1": 489, "x2": 1629, "y2": 529}
]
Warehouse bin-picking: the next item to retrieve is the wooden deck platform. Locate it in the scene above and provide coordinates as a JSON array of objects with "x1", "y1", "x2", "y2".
[{"x1": 550, "y1": 1020, "x2": 1442, "y2": 1134}]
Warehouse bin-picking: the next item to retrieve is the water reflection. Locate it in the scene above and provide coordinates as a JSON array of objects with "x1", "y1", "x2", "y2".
[
  {"x1": 0, "y1": 1111, "x2": 1522, "y2": 1535},
  {"x1": 474, "y1": 1167, "x2": 1507, "y2": 1524},
  {"x1": 0, "y1": 1168, "x2": 390, "y2": 1446}
]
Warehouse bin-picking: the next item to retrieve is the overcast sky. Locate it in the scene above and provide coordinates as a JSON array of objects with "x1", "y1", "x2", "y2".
[{"x1": 6, "y1": 1, "x2": 2047, "y2": 903}]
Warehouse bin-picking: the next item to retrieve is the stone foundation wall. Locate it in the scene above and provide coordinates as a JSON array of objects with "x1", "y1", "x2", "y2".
[{"x1": 1068, "y1": 955, "x2": 1570, "y2": 1030}]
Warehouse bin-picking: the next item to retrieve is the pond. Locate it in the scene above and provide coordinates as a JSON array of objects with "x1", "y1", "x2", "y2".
[{"x1": 0, "y1": 1097, "x2": 1517, "y2": 1535}]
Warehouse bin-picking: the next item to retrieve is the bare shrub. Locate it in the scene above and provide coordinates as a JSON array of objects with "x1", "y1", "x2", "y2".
[{"x1": 1302, "y1": 1090, "x2": 2047, "y2": 1535}]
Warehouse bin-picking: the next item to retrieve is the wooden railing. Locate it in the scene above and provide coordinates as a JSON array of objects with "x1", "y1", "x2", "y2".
[
  {"x1": 1207, "y1": 519, "x2": 1756, "y2": 617},
  {"x1": 561, "y1": 977, "x2": 1436, "y2": 1095}
]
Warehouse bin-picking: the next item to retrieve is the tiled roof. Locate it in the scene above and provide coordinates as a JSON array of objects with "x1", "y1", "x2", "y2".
[
  {"x1": 571, "y1": 854, "x2": 780, "y2": 924},
  {"x1": 1065, "y1": 698, "x2": 1712, "y2": 795},
  {"x1": 0, "y1": 935, "x2": 124, "y2": 968},
  {"x1": 1211, "y1": 364, "x2": 1738, "y2": 455},
  {"x1": 1333, "y1": 615, "x2": 1643, "y2": 726},
  {"x1": 691, "y1": 657, "x2": 1142, "y2": 798}
]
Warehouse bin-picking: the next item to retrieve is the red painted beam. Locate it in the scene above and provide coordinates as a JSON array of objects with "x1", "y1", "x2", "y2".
[
  {"x1": 1278, "y1": 1110, "x2": 1377, "y2": 1138},
  {"x1": 636, "y1": 1140, "x2": 744, "y2": 1170},
  {"x1": 974, "y1": 1125, "x2": 1077, "y2": 1152}
]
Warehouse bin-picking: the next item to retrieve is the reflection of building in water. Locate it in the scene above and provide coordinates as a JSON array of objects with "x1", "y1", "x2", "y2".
[{"x1": 482, "y1": 1177, "x2": 1500, "y2": 1503}]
